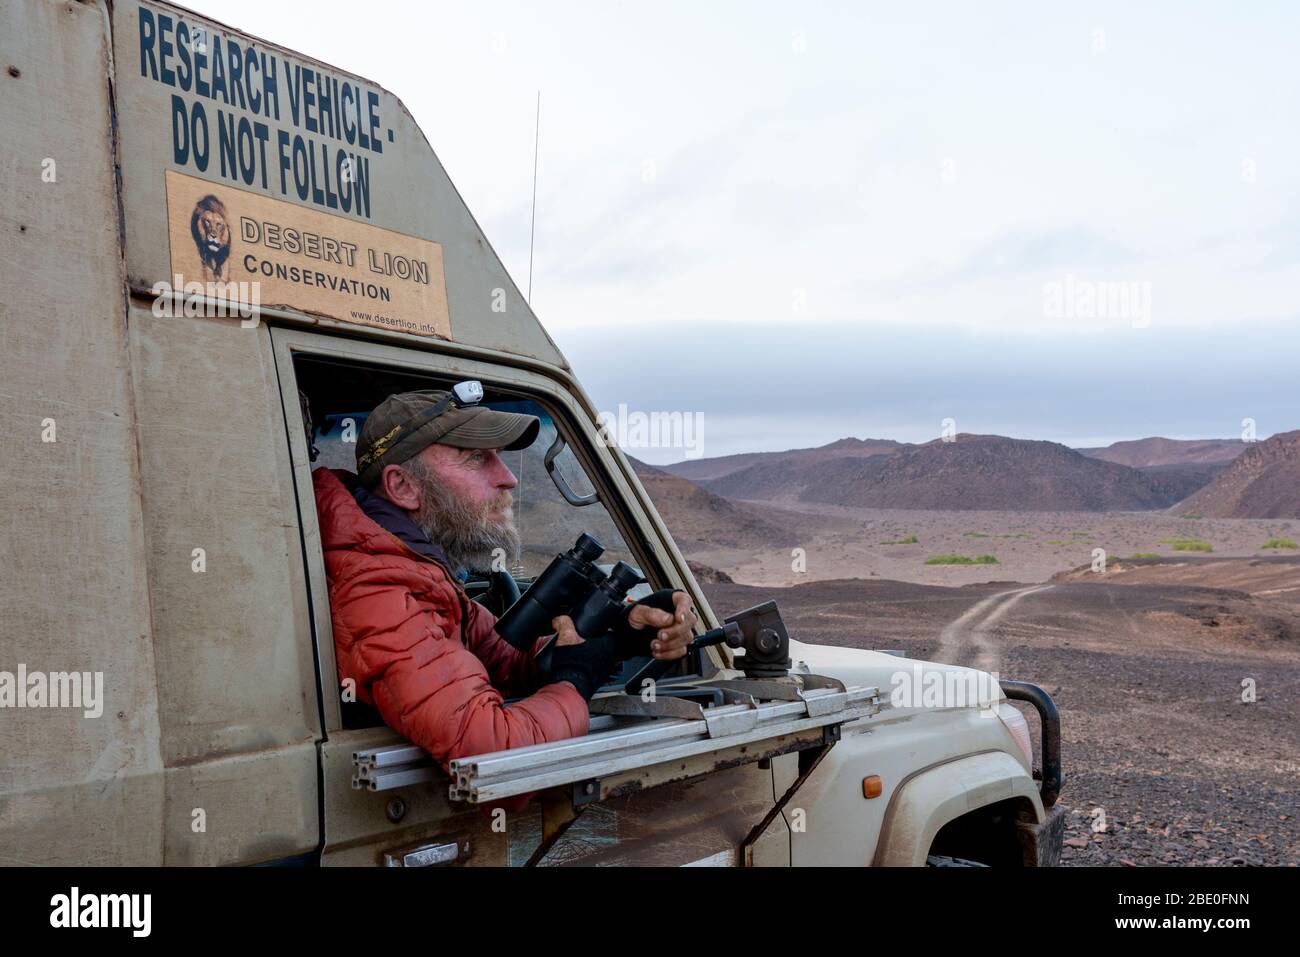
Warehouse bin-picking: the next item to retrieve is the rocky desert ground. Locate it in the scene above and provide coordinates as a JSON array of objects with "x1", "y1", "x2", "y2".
[
  {"x1": 691, "y1": 500, "x2": 1300, "y2": 588},
  {"x1": 620, "y1": 431, "x2": 1300, "y2": 864},
  {"x1": 682, "y1": 509, "x2": 1300, "y2": 866}
]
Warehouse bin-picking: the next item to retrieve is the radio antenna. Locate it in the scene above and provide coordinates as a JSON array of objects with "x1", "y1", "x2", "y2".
[{"x1": 527, "y1": 90, "x2": 540, "y2": 304}]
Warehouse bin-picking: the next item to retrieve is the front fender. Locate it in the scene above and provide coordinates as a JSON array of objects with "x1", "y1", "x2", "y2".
[{"x1": 872, "y1": 751, "x2": 1042, "y2": 866}]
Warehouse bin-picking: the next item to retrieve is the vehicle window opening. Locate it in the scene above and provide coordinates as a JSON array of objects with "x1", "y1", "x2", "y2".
[{"x1": 289, "y1": 352, "x2": 701, "y2": 727}]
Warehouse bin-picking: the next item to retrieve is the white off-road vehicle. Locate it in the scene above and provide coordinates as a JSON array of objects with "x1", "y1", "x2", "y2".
[{"x1": 0, "y1": 0, "x2": 1063, "y2": 866}]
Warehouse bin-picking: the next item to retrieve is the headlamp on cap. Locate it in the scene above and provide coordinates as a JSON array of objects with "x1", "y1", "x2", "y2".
[
  {"x1": 452, "y1": 380, "x2": 484, "y2": 407},
  {"x1": 419, "y1": 379, "x2": 482, "y2": 422}
]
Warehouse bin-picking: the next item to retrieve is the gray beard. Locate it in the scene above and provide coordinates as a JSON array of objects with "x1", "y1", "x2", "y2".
[{"x1": 410, "y1": 471, "x2": 521, "y2": 576}]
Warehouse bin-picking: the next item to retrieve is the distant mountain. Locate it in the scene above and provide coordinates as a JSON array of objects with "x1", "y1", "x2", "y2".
[
  {"x1": 700, "y1": 451, "x2": 891, "y2": 502},
  {"x1": 1134, "y1": 462, "x2": 1228, "y2": 503},
  {"x1": 1174, "y1": 431, "x2": 1300, "y2": 518},
  {"x1": 796, "y1": 434, "x2": 1187, "y2": 512},
  {"x1": 643, "y1": 432, "x2": 1278, "y2": 516},
  {"x1": 627, "y1": 457, "x2": 798, "y2": 549},
  {"x1": 662, "y1": 436, "x2": 907, "y2": 482},
  {"x1": 1079, "y1": 437, "x2": 1246, "y2": 468}
]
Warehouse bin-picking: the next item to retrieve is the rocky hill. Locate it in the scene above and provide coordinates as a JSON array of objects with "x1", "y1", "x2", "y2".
[
  {"x1": 1174, "y1": 431, "x2": 1300, "y2": 518},
  {"x1": 627, "y1": 457, "x2": 798, "y2": 549},
  {"x1": 1079, "y1": 436, "x2": 1245, "y2": 467},
  {"x1": 662, "y1": 436, "x2": 906, "y2": 483},
  {"x1": 795, "y1": 434, "x2": 1187, "y2": 511}
]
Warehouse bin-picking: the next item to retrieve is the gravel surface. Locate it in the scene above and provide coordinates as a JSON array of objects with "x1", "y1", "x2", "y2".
[{"x1": 699, "y1": 558, "x2": 1300, "y2": 866}]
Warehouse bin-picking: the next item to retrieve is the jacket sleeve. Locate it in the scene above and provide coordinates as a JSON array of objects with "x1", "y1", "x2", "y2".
[
  {"x1": 330, "y1": 560, "x2": 590, "y2": 769},
  {"x1": 461, "y1": 597, "x2": 551, "y2": 698}
]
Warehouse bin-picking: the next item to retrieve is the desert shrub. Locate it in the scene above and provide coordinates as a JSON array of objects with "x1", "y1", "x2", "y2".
[
  {"x1": 880, "y1": 535, "x2": 919, "y2": 545},
  {"x1": 1261, "y1": 538, "x2": 1298, "y2": 549},
  {"x1": 924, "y1": 554, "x2": 1000, "y2": 565},
  {"x1": 1159, "y1": 538, "x2": 1213, "y2": 552}
]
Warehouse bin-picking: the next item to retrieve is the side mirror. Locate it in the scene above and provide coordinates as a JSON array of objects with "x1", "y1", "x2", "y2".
[{"x1": 543, "y1": 432, "x2": 599, "y2": 507}]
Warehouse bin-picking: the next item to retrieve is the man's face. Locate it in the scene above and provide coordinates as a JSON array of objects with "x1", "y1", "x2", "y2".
[{"x1": 401, "y1": 443, "x2": 521, "y2": 572}]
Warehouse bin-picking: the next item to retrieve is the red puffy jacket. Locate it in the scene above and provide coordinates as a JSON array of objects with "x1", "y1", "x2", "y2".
[{"x1": 312, "y1": 468, "x2": 590, "y2": 769}]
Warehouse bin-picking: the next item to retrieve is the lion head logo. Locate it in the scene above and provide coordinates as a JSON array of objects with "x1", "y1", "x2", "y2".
[{"x1": 190, "y1": 194, "x2": 231, "y2": 281}]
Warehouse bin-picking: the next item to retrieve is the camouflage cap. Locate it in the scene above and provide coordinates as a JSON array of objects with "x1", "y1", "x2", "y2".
[{"x1": 356, "y1": 389, "x2": 539, "y2": 487}]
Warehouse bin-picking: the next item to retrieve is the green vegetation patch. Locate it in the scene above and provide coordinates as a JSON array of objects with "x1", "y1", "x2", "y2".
[
  {"x1": 880, "y1": 535, "x2": 919, "y2": 545},
  {"x1": 1159, "y1": 538, "x2": 1213, "y2": 552},
  {"x1": 924, "y1": 554, "x2": 1000, "y2": 565},
  {"x1": 1261, "y1": 538, "x2": 1298, "y2": 550},
  {"x1": 1045, "y1": 532, "x2": 1093, "y2": 545},
  {"x1": 1127, "y1": 553, "x2": 1160, "y2": 559}
]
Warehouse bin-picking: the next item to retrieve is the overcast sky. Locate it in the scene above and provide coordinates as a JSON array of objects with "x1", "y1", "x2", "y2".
[{"x1": 190, "y1": 0, "x2": 1300, "y2": 462}]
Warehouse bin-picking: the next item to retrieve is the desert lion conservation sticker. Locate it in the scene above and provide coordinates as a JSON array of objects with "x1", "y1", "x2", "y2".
[{"x1": 165, "y1": 169, "x2": 450, "y2": 337}]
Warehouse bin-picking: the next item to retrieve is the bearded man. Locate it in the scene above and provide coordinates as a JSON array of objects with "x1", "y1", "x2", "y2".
[{"x1": 311, "y1": 385, "x2": 697, "y2": 774}]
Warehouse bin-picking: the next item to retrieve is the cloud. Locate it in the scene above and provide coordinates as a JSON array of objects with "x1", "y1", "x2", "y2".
[
  {"x1": 867, "y1": 226, "x2": 1141, "y2": 297},
  {"x1": 559, "y1": 318, "x2": 1299, "y2": 461},
  {"x1": 181, "y1": 0, "x2": 1300, "y2": 458}
]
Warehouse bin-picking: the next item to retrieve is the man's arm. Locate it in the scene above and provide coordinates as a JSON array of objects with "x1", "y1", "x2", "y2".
[
  {"x1": 331, "y1": 564, "x2": 589, "y2": 766},
  {"x1": 461, "y1": 596, "x2": 548, "y2": 698}
]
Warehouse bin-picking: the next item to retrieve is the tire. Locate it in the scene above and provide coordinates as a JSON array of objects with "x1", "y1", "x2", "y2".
[{"x1": 925, "y1": 854, "x2": 989, "y2": 867}]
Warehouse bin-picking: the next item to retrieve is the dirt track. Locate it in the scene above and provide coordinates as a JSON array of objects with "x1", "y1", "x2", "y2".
[{"x1": 699, "y1": 556, "x2": 1300, "y2": 866}]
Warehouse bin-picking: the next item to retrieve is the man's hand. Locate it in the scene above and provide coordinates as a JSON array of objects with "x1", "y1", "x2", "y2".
[
  {"x1": 544, "y1": 619, "x2": 618, "y2": 701},
  {"x1": 627, "y1": 590, "x2": 696, "y2": 660},
  {"x1": 551, "y1": 614, "x2": 584, "y2": 647},
  {"x1": 551, "y1": 590, "x2": 697, "y2": 660}
]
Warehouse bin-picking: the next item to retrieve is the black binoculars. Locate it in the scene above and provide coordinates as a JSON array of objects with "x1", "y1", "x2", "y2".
[{"x1": 495, "y1": 533, "x2": 643, "y2": 651}]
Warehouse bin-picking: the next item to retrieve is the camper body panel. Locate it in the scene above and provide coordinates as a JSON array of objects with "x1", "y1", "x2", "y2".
[{"x1": 0, "y1": 0, "x2": 165, "y2": 866}]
